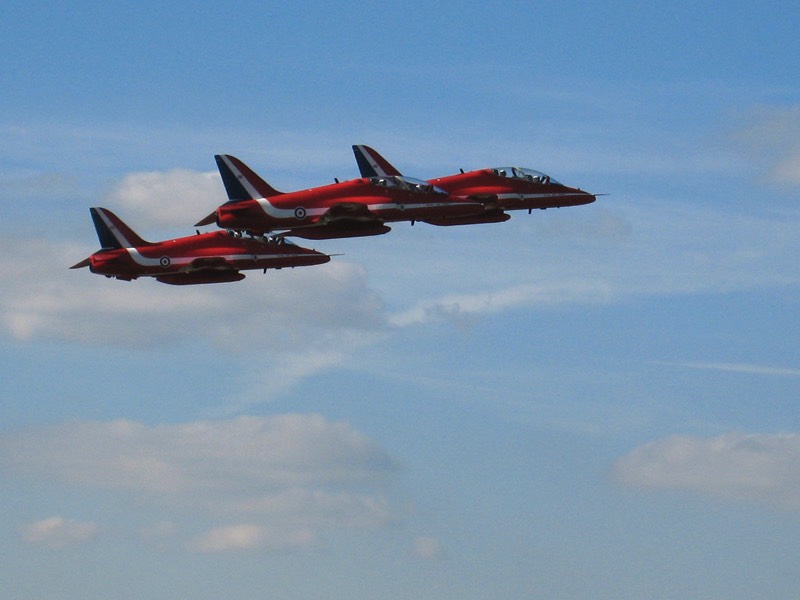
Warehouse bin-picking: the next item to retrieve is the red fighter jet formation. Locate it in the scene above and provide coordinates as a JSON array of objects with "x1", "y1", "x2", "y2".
[{"x1": 73, "y1": 146, "x2": 596, "y2": 285}]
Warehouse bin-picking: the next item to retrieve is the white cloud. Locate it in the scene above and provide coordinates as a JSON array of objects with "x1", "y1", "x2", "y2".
[
  {"x1": 20, "y1": 516, "x2": 98, "y2": 548},
  {"x1": 613, "y1": 432, "x2": 800, "y2": 510},
  {"x1": 105, "y1": 169, "x2": 223, "y2": 230},
  {"x1": 0, "y1": 232, "x2": 385, "y2": 346},
  {"x1": 0, "y1": 230, "x2": 390, "y2": 402},
  {"x1": 414, "y1": 535, "x2": 444, "y2": 560},
  {"x1": 1, "y1": 415, "x2": 396, "y2": 496},
  {"x1": 0, "y1": 222, "x2": 390, "y2": 400},
  {"x1": 1, "y1": 415, "x2": 399, "y2": 551},
  {"x1": 187, "y1": 524, "x2": 316, "y2": 553}
]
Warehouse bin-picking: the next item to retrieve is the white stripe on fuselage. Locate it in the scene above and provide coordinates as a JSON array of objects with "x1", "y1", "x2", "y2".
[
  {"x1": 254, "y1": 198, "x2": 325, "y2": 220},
  {"x1": 125, "y1": 249, "x2": 312, "y2": 268},
  {"x1": 496, "y1": 192, "x2": 588, "y2": 201},
  {"x1": 252, "y1": 197, "x2": 475, "y2": 221}
]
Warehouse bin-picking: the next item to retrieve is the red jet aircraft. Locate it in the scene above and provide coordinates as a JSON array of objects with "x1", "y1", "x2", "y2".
[
  {"x1": 352, "y1": 145, "x2": 596, "y2": 226},
  {"x1": 71, "y1": 207, "x2": 330, "y2": 285},
  {"x1": 195, "y1": 154, "x2": 485, "y2": 239}
]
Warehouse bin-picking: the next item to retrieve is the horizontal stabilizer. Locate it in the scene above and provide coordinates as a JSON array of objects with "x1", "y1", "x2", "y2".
[
  {"x1": 195, "y1": 211, "x2": 218, "y2": 227},
  {"x1": 70, "y1": 257, "x2": 92, "y2": 269}
]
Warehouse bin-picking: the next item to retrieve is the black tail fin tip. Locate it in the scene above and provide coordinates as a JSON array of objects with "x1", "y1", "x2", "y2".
[
  {"x1": 352, "y1": 145, "x2": 379, "y2": 178},
  {"x1": 215, "y1": 154, "x2": 255, "y2": 201},
  {"x1": 90, "y1": 207, "x2": 123, "y2": 249},
  {"x1": 88, "y1": 207, "x2": 150, "y2": 248}
]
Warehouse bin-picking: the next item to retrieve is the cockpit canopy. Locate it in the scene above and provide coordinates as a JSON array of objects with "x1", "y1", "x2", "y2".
[
  {"x1": 228, "y1": 230, "x2": 299, "y2": 246},
  {"x1": 491, "y1": 167, "x2": 560, "y2": 185},
  {"x1": 369, "y1": 175, "x2": 448, "y2": 195}
]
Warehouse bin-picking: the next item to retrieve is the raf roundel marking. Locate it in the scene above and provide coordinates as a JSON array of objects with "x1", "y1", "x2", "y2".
[
  {"x1": 294, "y1": 206, "x2": 307, "y2": 220},
  {"x1": 159, "y1": 256, "x2": 171, "y2": 268}
]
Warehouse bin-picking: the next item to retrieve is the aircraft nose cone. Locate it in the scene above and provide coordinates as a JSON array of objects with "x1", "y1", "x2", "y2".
[{"x1": 576, "y1": 189, "x2": 596, "y2": 205}]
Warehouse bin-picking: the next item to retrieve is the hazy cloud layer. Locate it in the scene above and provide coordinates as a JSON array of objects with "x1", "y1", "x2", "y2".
[
  {"x1": 1, "y1": 415, "x2": 399, "y2": 551},
  {"x1": 383, "y1": 200, "x2": 800, "y2": 326},
  {"x1": 6, "y1": 168, "x2": 800, "y2": 345},
  {"x1": 187, "y1": 523, "x2": 317, "y2": 553},
  {"x1": 613, "y1": 432, "x2": 800, "y2": 510},
  {"x1": 414, "y1": 535, "x2": 445, "y2": 560},
  {"x1": 3, "y1": 198, "x2": 799, "y2": 395},
  {"x1": 3, "y1": 168, "x2": 800, "y2": 403}
]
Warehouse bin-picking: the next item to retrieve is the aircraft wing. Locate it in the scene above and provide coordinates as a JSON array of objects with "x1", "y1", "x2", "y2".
[
  {"x1": 184, "y1": 256, "x2": 237, "y2": 272},
  {"x1": 467, "y1": 193, "x2": 500, "y2": 203},
  {"x1": 275, "y1": 202, "x2": 390, "y2": 240},
  {"x1": 318, "y1": 202, "x2": 380, "y2": 224}
]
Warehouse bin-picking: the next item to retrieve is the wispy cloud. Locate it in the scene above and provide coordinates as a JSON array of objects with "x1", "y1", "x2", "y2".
[
  {"x1": 388, "y1": 280, "x2": 613, "y2": 327},
  {"x1": 20, "y1": 516, "x2": 98, "y2": 548},
  {"x1": 613, "y1": 432, "x2": 800, "y2": 511},
  {"x1": 653, "y1": 361, "x2": 800, "y2": 377}
]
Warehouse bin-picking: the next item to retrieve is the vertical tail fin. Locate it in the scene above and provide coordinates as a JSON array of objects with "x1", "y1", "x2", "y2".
[
  {"x1": 214, "y1": 154, "x2": 284, "y2": 200},
  {"x1": 90, "y1": 207, "x2": 150, "y2": 249},
  {"x1": 352, "y1": 145, "x2": 403, "y2": 178}
]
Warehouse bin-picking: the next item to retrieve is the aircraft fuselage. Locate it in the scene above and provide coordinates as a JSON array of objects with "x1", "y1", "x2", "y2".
[
  {"x1": 430, "y1": 168, "x2": 596, "y2": 211},
  {"x1": 213, "y1": 177, "x2": 483, "y2": 235},
  {"x1": 75, "y1": 211, "x2": 330, "y2": 284}
]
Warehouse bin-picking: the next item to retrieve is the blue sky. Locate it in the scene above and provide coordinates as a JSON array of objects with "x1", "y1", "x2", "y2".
[{"x1": 2, "y1": 1, "x2": 800, "y2": 598}]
